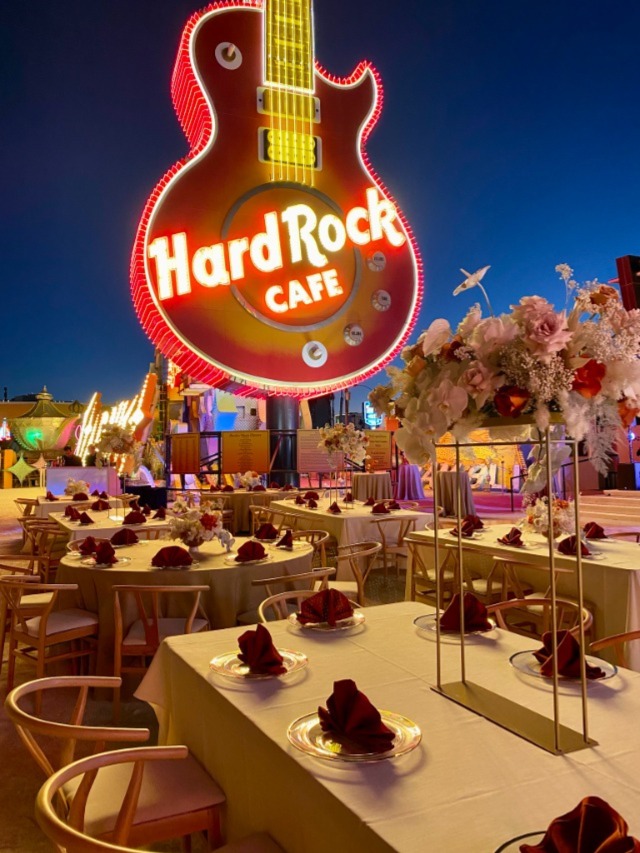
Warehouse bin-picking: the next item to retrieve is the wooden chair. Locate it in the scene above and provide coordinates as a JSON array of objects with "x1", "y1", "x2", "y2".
[
  {"x1": 0, "y1": 567, "x2": 53, "y2": 676},
  {"x1": 461, "y1": 556, "x2": 534, "y2": 605},
  {"x1": 15, "y1": 497, "x2": 39, "y2": 519},
  {"x1": 609, "y1": 530, "x2": 640, "y2": 543},
  {"x1": 406, "y1": 539, "x2": 458, "y2": 608},
  {"x1": 1, "y1": 577, "x2": 98, "y2": 693},
  {"x1": 31, "y1": 525, "x2": 70, "y2": 583},
  {"x1": 236, "y1": 568, "x2": 336, "y2": 625},
  {"x1": 369, "y1": 516, "x2": 417, "y2": 578},
  {"x1": 332, "y1": 541, "x2": 383, "y2": 605},
  {"x1": 113, "y1": 585, "x2": 210, "y2": 719},
  {"x1": 487, "y1": 597, "x2": 593, "y2": 639},
  {"x1": 128, "y1": 527, "x2": 166, "y2": 541},
  {"x1": 258, "y1": 589, "x2": 319, "y2": 622},
  {"x1": 590, "y1": 630, "x2": 640, "y2": 669},
  {"x1": 291, "y1": 529, "x2": 330, "y2": 566}
]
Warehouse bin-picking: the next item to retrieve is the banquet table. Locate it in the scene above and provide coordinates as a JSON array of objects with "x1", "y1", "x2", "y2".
[
  {"x1": 270, "y1": 498, "x2": 423, "y2": 579},
  {"x1": 57, "y1": 536, "x2": 313, "y2": 674},
  {"x1": 351, "y1": 472, "x2": 393, "y2": 501},
  {"x1": 50, "y1": 510, "x2": 171, "y2": 542},
  {"x1": 405, "y1": 524, "x2": 640, "y2": 667},
  {"x1": 212, "y1": 489, "x2": 299, "y2": 533},
  {"x1": 35, "y1": 495, "x2": 125, "y2": 519},
  {"x1": 136, "y1": 601, "x2": 640, "y2": 852},
  {"x1": 436, "y1": 470, "x2": 476, "y2": 516},
  {"x1": 395, "y1": 464, "x2": 425, "y2": 500}
]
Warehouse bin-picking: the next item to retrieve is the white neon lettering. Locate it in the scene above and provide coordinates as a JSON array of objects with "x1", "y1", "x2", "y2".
[
  {"x1": 148, "y1": 234, "x2": 191, "y2": 299},
  {"x1": 264, "y1": 269, "x2": 343, "y2": 315},
  {"x1": 288, "y1": 279, "x2": 313, "y2": 309},
  {"x1": 322, "y1": 268, "x2": 343, "y2": 297},
  {"x1": 192, "y1": 244, "x2": 230, "y2": 287},
  {"x1": 366, "y1": 187, "x2": 406, "y2": 247},
  {"x1": 281, "y1": 204, "x2": 327, "y2": 267},
  {"x1": 228, "y1": 237, "x2": 250, "y2": 281},
  {"x1": 345, "y1": 206, "x2": 370, "y2": 245},
  {"x1": 265, "y1": 285, "x2": 288, "y2": 313},
  {"x1": 306, "y1": 273, "x2": 324, "y2": 302},
  {"x1": 250, "y1": 211, "x2": 283, "y2": 273},
  {"x1": 318, "y1": 214, "x2": 347, "y2": 253}
]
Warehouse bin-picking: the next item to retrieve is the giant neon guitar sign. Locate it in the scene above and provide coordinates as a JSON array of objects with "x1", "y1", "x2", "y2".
[{"x1": 131, "y1": 0, "x2": 423, "y2": 396}]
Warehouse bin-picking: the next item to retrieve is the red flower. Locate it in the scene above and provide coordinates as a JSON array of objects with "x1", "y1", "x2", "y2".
[
  {"x1": 572, "y1": 360, "x2": 605, "y2": 399},
  {"x1": 440, "y1": 339, "x2": 464, "y2": 362},
  {"x1": 618, "y1": 398, "x2": 640, "y2": 428},
  {"x1": 200, "y1": 512, "x2": 218, "y2": 531},
  {"x1": 493, "y1": 385, "x2": 530, "y2": 418}
]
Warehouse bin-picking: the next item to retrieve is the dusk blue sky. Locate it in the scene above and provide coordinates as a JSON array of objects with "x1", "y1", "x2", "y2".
[{"x1": 3, "y1": 1, "x2": 640, "y2": 408}]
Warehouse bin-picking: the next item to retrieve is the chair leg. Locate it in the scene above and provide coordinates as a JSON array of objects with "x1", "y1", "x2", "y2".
[
  {"x1": 206, "y1": 806, "x2": 223, "y2": 850},
  {"x1": 6, "y1": 632, "x2": 16, "y2": 693}
]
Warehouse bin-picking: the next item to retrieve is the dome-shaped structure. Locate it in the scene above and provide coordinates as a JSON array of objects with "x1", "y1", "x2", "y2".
[{"x1": 11, "y1": 387, "x2": 79, "y2": 452}]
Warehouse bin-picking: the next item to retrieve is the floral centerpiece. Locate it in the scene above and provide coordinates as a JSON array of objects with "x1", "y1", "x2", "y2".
[
  {"x1": 369, "y1": 265, "x2": 640, "y2": 478},
  {"x1": 98, "y1": 424, "x2": 136, "y2": 456},
  {"x1": 64, "y1": 477, "x2": 90, "y2": 496},
  {"x1": 318, "y1": 422, "x2": 369, "y2": 466},
  {"x1": 522, "y1": 496, "x2": 575, "y2": 539},
  {"x1": 169, "y1": 500, "x2": 234, "y2": 553},
  {"x1": 235, "y1": 470, "x2": 261, "y2": 489}
]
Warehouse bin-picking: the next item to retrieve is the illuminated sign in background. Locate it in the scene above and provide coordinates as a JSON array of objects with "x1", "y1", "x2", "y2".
[{"x1": 131, "y1": 0, "x2": 423, "y2": 397}]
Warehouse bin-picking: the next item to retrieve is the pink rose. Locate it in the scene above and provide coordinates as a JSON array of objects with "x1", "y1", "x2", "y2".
[
  {"x1": 525, "y1": 309, "x2": 572, "y2": 362},
  {"x1": 461, "y1": 362, "x2": 499, "y2": 408},
  {"x1": 470, "y1": 316, "x2": 519, "y2": 362},
  {"x1": 511, "y1": 296, "x2": 554, "y2": 325}
]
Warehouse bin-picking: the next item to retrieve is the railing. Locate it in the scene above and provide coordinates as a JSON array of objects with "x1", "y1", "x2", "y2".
[{"x1": 509, "y1": 456, "x2": 611, "y2": 510}]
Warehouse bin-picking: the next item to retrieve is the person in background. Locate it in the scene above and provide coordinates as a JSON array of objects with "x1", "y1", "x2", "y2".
[
  {"x1": 85, "y1": 444, "x2": 98, "y2": 466},
  {"x1": 62, "y1": 445, "x2": 82, "y2": 466}
]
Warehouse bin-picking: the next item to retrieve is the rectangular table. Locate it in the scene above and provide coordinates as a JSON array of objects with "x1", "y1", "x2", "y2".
[
  {"x1": 51, "y1": 510, "x2": 171, "y2": 542},
  {"x1": 137, "y1": 602, "x2": 640, "y2": 852}
]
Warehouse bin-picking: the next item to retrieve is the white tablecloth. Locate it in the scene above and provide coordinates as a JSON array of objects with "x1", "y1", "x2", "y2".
[
  {"x1": 36, "y1": 495, "x2": 125, "y2": 518},
  {"x1": 137, "y1": 602, "x2": 640, "y2": 852},
  {"x1": 51, "y1": 511, "x2": 171, "y2": 541}
]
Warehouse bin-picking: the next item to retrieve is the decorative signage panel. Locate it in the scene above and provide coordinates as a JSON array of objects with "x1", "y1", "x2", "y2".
[{"x1": 221, "y1": 430, "x2": 271, "y2": 473}]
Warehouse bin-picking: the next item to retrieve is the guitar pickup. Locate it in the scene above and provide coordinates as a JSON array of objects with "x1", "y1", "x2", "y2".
[
  {"x1": 257, "y1": 87, "x2": 321, "y2": 123},
  {"x1": 258, "y1": 127, "x2": 322, "y2": 170}
]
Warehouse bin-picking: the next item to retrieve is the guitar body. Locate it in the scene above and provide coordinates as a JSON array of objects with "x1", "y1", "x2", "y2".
[{"x1": 132, "y1": 2, "x2": 423, "y2": 395}]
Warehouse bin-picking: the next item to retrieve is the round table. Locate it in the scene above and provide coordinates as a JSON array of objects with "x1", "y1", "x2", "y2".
[
  {"x1": 351, "y1": 472, "x2": 393, "y2": 501},
  {"x1": 435, "y1": 470, "x2": 476, "y2": 517},
  {"x1": 395, "y1": 464, "x2": 425, "y2": 500},
  {"x1": 57, "y1": 536, "x2": 313, "y2": 674},
  {"x1": 213, "y1": 489, "x2": 299, "y2": 533}
]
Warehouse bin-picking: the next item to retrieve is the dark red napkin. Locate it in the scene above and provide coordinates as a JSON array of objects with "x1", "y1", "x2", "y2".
[
  {"x1": 344, "y1": 491, "x2": 354, "y2": 502},
  {"x1": 110, "y1": 528, "x2": 138, "y2": 546},
  {"x1": 79, "y1": 536, "x2": 97, "y2": 556},
  {"x1": 387, "y1": 500, "x2": 401, "y2": 510},
  {"x1": 533, "y1": 630, "x2": 605, "y2": 680},
  {"x1": 520, "y1": 796, "x2": 640, "y2": 853},
  {"x1": 364, "y1": 496, "x2": 376, "y2": 506},
  {"x1": 72, "y1": 492, "x2": 89, "y2": 502},
  {"x1": 371, "y1": 502, "x2": 390, "y2": 514},
  {"x1": 91, "y1": 499, "x2": 110, "y2": 511},
  {"x1": 123, "y1": 510, "x2": 146, "y2": 525},
  {"x1": 440, "y1": 592, "x2": 492, "y2": 632},
  {"x1": 450, "y1": 518, "x2": 476, "y2": 538},
  {"x1": 153, "y1": 507, "x2": 166, "y2": 520},
  {"x1": 141, "y1": 504, "x2": 152, "y2": 516},
  {"x1": 209, "y1": 484, "x2": 219, "y2": 492},
  {"x1": 307, "y1": 498, "x2": 318, "y2": 508},
  {"x1": 464, "y1": 514, "x2": 484, "y2": 530},
  {"x1": 235, "y1": 540, "x2": 267, "y2": 562},
  {"x1": 276, "y1": 529, "x2": 293, "y2": 549},
  {"x1": 304, "y1": 491, "x2": 319, "y2": 500},
  {"x1": 45, "y1": 491, "x2": 58, "y2": 501},
  {"x1": 65, "y1": 505, "x2": 81, "y2": 520},
  {"x1": 558, "y1": 535, "x2": 590, "y2": 556},
  {"x1": 297, "y1": 589, "x2": 354, "y2": 627},
  {"x1": 269, "y1": 481, "x2": 280, "y2": 489},
  {"x1": 584, "y1": 521, "x2": 607, "y2": 540},
  {"x1": 328, "y1": 501, "x2": 342, "y2": 514},
  {"x1": 255, "y1": 523, "x2": 278, "y2": 541},
  {"x1": 295, "y1": 495, "x2": 306, "y2": 505},
  {"x1": 252, "y1": 484, "x2": 266, "y2": 492},
  {"x1": 151, "y1": 545, "x2": 193, "y2": 568},
  {"x1": 281, "y1": 484, "x2": 295, "y2": 491},
  {"x1": 95, "y1": 541, "x2": 117, "y2": 566},
  {"x1": 129, "y1": 499, "x2": 140, "y2": 510},
  {"x1": 91, "y1": 490, "x2": 100, "y2": 497},
  {"x1": 237, "y1": 624, "x2": 286, "y2": 675},
  {"x1": 498, "y1": 526, "x2": 524, "y2": 547},
  {"x1": 221, "y1": 484, "x2": 234, "y2": 492},
  {"x1": 318, "y1": 679, "x2": 395, "y2": 754},
  {"x1": 99, "y1": 491, "x2": 109, "y2": 499},
  {"x1": 78, "y1": 512, "x2": 94, "y2": 526}
]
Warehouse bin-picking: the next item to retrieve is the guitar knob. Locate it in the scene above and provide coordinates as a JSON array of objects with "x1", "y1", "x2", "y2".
[
  {"x1": 372, "y1": 290, "x2": 391, "y2": 311},
  {"x1": 215, "y1": 42, "x2": 242, "y2": 69},
  {"x1": 302, "y1": 341, "x2": 328, "y2": 367},
  {"x1": 367, "y1": 251, "x2": 386, "y2": 272},
  {"x1": 344, "y1": 324, "x2": 364, "y2": 346}
]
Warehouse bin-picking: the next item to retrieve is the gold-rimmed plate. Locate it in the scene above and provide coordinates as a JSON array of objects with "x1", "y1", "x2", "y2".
[
  {"x1": 288, "y1": 611, "x2": 365, "y2": 632},
  {"x1": 209, "y1": 649, "x2": 307, "y2": 679}
]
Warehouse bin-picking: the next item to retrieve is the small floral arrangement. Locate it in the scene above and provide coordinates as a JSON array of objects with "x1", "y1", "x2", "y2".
[
  {"x1": 169, "y1": 500, "x2": 234, "y2": 550},
  {"x1": 64, "y1": 478, "x2": 90, "y2": 496},
  {"x1": 521, "y1": 496, "x2": 575, "y2": 539},
  {"x1": 369, "y1": 265, "x2": 640, "y2": 475},
  {"x1": 98, "y1": 424, "x2": 136, "y2": 456},
  {"x1": 318, "y1": 422, "x2": 369, "y2": 465},
  {"x1": 236, "y1": 470, "x2": 261, "y2": 488}
]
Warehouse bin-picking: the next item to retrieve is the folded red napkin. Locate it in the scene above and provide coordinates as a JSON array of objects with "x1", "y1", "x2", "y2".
[
  {"x1": 45, "y1": 491, "x2": 58, "y2": 501},
  {"x1": 65, "y1": 505, "x2": 81, "y2": 520},
  {"x1": 306, "y1": 498, "x2": 318, "y2": 508},
  {"x1": 520, "y1": 796, "x2": 640, "y2": 853},
  {"x1": 95, "y1": 541, "x2": 117, "y2": 566},
  {"x1": 583, "y1": 521, "x2": 607, "y2": 540},
  {"x1": 110, "y1": 528, "x2": 139, "y2": 546},
  {"x1": 129, "y1": 499, "x2": 140, "y2": 510},
  {"x1": 99, "y1": 490, "x2": 109, "y2": 499},
  {"x1": 151, "y1": 545, "x2": 193, "y2": 568},
  {"x1": 269, "y1": 481, "x2": 280, "y2": 489},
  {"x1": 255, "y1": 522, "x2": 278, "y2": 540},
  {"x1": 237, "y1": 624, "x2": 286, "y2": 675},
  {"x1": 558, "y1": 535, "x2": 590, "y2": 556},
  {"x1": 221, "y1": 484, "x2": 234, "y2": 492},
  {"x1": 295, "y1": 494, "x2": 306, "y2": 505},
  {"x1": 252, "y1": 484, "x2": 266, "y2": 492},
  {"x1": 141, "y1": 504, "x2": 152, "y2": 516},
  {"x1": 440, "y1": 592, "x2": 492, "y2": 632},
  {"x1": 297, "y1": 588, "x2": 354, "y2": 627},
  {"x1": 153, "y1": 507, "x2": 166, "y2": 519},
  {"x1": 364, "y1": 496, "x2": 376, "y2": 506},
  {"x1": 387, "y1": 500, "x2": 401, "y2": 510},
  {"x1": 450, "y1": 518, "x2": 476, "y2": 538},
  {"x1": 78, "y1": 512, "x2": 94, "y2": 526},
  {"x1": 235, "y1": 540, "x2": 267, "y2": 562},
  {"x1": 72, "y1": 492, "x2": 89, "y2": 501},
  {"x1": 344, "y1": 491, "x2": 354, "y2": 502},
  {"x1": 78, "y1": 536, "x2": 97, "y2": 556},
  {"x1": 281, "y1": 483, "x2": 295, "y2": 491},
  {"x1": 464, "y1": 514, "x2": 484, "y2": 530},
  {"x1": 304, "y1": 491, "x2": 319, "y2": 500},
  {"x1": 91, "y1": 499, "x2": 110, "y2": 511},
  {"x1": 91, "y1": 489, "x2": 100, "y2": 497},
  {"x1": 123, "y1": 510, "x2": 146, "y2": 525},
  {"x1": 328, "y1": 501, "x2": 342, "y2": 514},
  {"x1": 276, "y1": 529, "x2": 293, "y2": 549},
  {"x1": 209, "y1": 484, "x2": 219, "y2": 492},
  {"x1": 371, "y1": 502, "x2": 390, "y2": 514},
  {"x1": 498, "y1": 526, "x2": 524, "y2": 547},
  {"x1": 318, "y1": 679, "x2": 395, "y2": 754},
  {"x1": 533, "y1": 630, "x2": 605, "y2": 680}
]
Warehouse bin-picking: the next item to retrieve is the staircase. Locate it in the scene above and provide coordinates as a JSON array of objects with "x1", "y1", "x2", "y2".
[{"x1": 578, "y1": 490, "x2": 640, "y2": 530}]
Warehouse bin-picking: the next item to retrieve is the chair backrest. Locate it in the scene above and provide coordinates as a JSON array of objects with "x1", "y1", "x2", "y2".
[
  {"x1": 258, "y1": 589, "x2": 319, "y2": 622},
  {"x1": 113, "y1": 585, "x2": 208, "y2": 653},
  {"x1": 608, "y1": 530, "x2": 640, "y2": 543},
  {"x1": 0, "y1": 577, "x2": 77, "y2": 640},
  {"x1": 590, "y1": 629, "x2": 640, "y2": 669},
  {"x1": 251, "y1": 567, "x2": 336, "y2": 598},
  {"x1": 336, "y1": 540, "x2": 383, "y2": 604},
  {"x1": 291, "y1": 529, "x2": 330, "y2": 562},
  {"x1": 369, "y1": 516, "x2": 417, "y2": 549},
  {"x1": 4, "y1": 676, "x2": 149, "y2": 781},
  {"x1": 487, "y1": 597, "x2": 593, "y2": 637},
  {"x1": 15, "y1": 498, "x2": 39, "y2": 518},
  {"x1": 35, "y1": 746, "x2": 189, "y2": 852}
]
